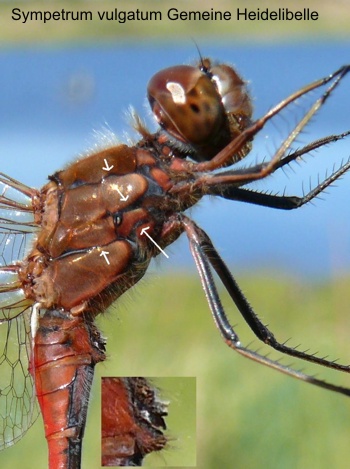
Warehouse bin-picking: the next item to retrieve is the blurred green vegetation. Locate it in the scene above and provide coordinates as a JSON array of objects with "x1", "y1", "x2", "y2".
[
  {"x1": 2, "y1": 273, "x2": 350, "y2": 468},
  {"x1": 0, "y1": 0, "x2": 350, "y2": 45}
]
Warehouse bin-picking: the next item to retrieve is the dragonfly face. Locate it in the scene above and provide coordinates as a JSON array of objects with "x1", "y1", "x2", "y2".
[
  {"x1": 0, "y1": 58, "x2": 349, "y2": 467},
  {"x1": 147, "y1": 58, "x2": 252, "y2": 162}
]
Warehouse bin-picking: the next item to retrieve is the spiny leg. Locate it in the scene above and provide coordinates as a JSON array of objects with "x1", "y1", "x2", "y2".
[
  {"x1": 208, "y1": 153, "x2": 350, "y2": 210},
  {"x1": 273, "y1": 130, "x2": 350, "y2": 172},
  {"x1": 191, "y1": 123, "x2": 350, "y2": 191},
  {"x1": 182, "y1": 215, "x2": 350, "y2": 397},
  {"x1": 212, "y1": 130, "x2": 350, "y2": 181}
]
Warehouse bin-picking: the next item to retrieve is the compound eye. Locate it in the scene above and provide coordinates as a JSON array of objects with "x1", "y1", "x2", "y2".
[
  {"x1": 147, "y1": 65, "x2": 226, "y2": 146},
  {"x1": 210, "y1": 64, "x2": 252, "y2": 124}
]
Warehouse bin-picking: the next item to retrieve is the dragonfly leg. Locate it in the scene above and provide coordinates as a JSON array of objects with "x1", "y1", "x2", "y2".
[
  {"x1": 182, "y1": 215, "x2": 350, "y2": 397},
  {"x1": 207, "y1": 153, "x2": 350, "y2": 210}
]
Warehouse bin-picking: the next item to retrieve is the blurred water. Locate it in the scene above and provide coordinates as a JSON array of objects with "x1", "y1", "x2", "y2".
[{"x1": 0, "y1": 42, "x2": 349, "y2": 278}]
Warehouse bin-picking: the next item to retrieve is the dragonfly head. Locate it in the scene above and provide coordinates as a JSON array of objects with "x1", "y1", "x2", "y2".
[{"x1": 147, "y1": 58, "x2": 253, "y2": 164}]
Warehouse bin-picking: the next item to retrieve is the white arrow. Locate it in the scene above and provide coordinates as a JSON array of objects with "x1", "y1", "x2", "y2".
[
  {"x1": 100, "y1": 250, "x2": 110, "y2": 265},
  {"x1": 140, "y1": 226, "x2": 169, "y2": 259},
  {"x1": 115, "y1": 187, "x2": 129, "y2": 202},
  {"x1": 102, "y1": 159, "x2": 114, "y2": 171},
  {"x1": 102, "y1": 159, "x2": 129, "y2": 201}
]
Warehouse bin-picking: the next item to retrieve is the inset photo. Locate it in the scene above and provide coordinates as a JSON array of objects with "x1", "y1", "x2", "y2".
[{"x1": 101, "y1": 377, "x2": 196, "y2": 467}]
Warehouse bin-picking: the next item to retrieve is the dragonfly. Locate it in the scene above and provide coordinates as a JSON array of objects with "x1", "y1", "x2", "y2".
[{"x1": 0, "y1": 57, "x2": 350, "y2": 468}]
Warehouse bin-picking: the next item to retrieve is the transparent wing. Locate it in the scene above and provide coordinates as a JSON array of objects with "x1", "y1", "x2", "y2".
[{"x1": 0, "y1": 173, "x2": 40, "y2": 449}]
